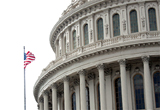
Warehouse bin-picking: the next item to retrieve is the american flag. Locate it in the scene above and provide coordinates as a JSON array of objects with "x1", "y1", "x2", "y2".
[{"x1": 24, "y1": 51, "x2": 35, "y2": 69}]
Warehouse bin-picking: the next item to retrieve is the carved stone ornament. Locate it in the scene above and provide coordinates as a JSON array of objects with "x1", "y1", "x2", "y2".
[
  {"x1": 74, "y1": 79, "x2": 80, "y2": 86},
  {"x1": 67, "y1": 42, "x2": 69, "y2": 52},
  {"x1": 141, "y1": 56, "x2": 149, "y2": 63},
  {"x1": 90, "y1": 29, "x2": 93, "y2": 41},
  {"x1": 105, "y1": 24, "x2": 109, "y2": 35},
  {"x1": 39, "y1": 97, "x2": 44, "y2": 103},
  {"x1": 78, "y1": 69, "x2": 86, "y2": 75},
  {"x1": 135, "y1": 67, "x2": 140, "y2": 72},
  {"x1": 116, "y1": 70, "x2": 120, "y2": 75},
  {"x1": 126, "y1": 64, "x2": 131, "y2": 71},
  {"x1": 97, "y1": 64, "x2": 104, "y2": 70},
  {"x1": 43, "y1": 90, "x2": 49, "y2": 96},
  {"x1": 63, "y1": 76, "x2": 70, "y2": 82},
  {"x1": 122, "y1": 20, "x2": 126, "y2": 31},
  {"x1": 59, "y1": 49, "x2": 62, "y2": 56},
  {"x1": 118, "y1": 59, "x2": 126, "y2": 65},
  {"x1": 51, "y1": 83, "x2": 57, "y2": 89},
  {"x1": 141, "y1": 17, "x2": 145, "y2": 27},
  {"x1": 88, "y1": 72, "x2": 95, "y2": 80},
  {"x1": 155, "y1": 65, "x2": 160, "y2": 70},
  {"x1": 104, "y1": 68, "x2": 112, "y2": 75},
  {"x1": 77, "y1": 36, "x2": 80, "y2": 47}
]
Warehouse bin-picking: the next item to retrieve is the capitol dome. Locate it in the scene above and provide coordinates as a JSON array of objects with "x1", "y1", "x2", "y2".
[{"x1": 34, "y1": 0, "x2": 160, "y2": 110}]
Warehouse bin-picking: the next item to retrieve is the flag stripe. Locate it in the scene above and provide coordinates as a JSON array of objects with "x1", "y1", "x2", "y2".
[{"x1": 24, "y1": 51, "x2": 35, "y2": 68}]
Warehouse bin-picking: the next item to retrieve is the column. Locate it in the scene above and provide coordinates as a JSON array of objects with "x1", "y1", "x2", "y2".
[
  {"x1": 142, "y1": 56, "x2": 153, "y2": 110},
  {"x1": 97, "y1": 64, "x2": 106, "y2": 110},
  {"x1": 43, "y1": 90, "x2": 49, "y2": 110},
  {"x1": 57, "y1": 92, "x2": 62, "y2": 110},
  {"x1": 79, "y1": 70, "x2": 87, "y2": 110},
  {"x1": 119, "y1": 59, "x2": 129, "y2": 110},
  {"x1": 39, "y1": 97, "x2": 44, "y2": 110},
  {"x1": 88, "y1": 72, "x2": 96, "y2": 110},
  {"x1": 126, "y1": 64, "x2": 133, "y2": 109},
  {"x1": 52, "y1": 83, "x2": 57, "y2": 110},
  {"x1": 74, "y1": 79, "x2": 80, "y2": 110},
  {"x1": 105, "y1": 68, "x2": 113, "y2": 110},
  {"x1": 63, "y1": 76, "x2": 71, "y2": 110}
]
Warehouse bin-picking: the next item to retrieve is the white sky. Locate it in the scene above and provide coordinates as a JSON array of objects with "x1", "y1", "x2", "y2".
[{"x1": 0, "y1": 0, "x2": 70, "y2": 110}]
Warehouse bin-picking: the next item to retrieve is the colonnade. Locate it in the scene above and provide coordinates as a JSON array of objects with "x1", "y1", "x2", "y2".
[{"x1": 38, "y1": 56, "x2": 154, "y2": 110}]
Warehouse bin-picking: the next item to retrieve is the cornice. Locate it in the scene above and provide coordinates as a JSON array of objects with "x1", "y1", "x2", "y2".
[
  {"x1": 34, "y1": 35, "x2": 160, "y2": 102},
  {"x1": 50, "y1": 0, "x2": 155, "y2": 52}
]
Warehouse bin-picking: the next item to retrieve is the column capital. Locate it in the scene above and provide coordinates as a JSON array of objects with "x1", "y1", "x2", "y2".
[
  {"x1": 74, "y1": 79, "x2": 80, "y2": 86},
  {"x1": 97, "y1": 63, "x2": 104, "y2": 70},
  {"x1": 88, "y1": 72, "x2": 95, "y2": 80},
  {"x1": 39, "y1": 97, "x2": 44, "y2": 103},
  {"x1": 63, "y1": 76, "x2": 70, "y2": 82},
  {"x1": 43, "y1": 90, "x2": 49, "y2": 96},
  {"x1": 104, "y1": 68, "x2": 112, "y2": 76},
  {"x1": 51, "y1": 83, "x2": 57, "y2": 89},
  {"x1": 78, "y1": 69, "x2": 86, "y2": 76},
  {"x1": 141, "y1": 56, "x2": 150, "y2": 63},
  {"x1": 118, "y1": 59, "x2": 126, "y2": 65}
]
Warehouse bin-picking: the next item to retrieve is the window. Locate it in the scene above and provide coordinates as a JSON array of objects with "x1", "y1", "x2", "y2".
[
  {"x1": 73, "y1": 30, "x2": 76, "y2": 49},
  {"x1": 113, "y1": 14, "x2": 120, "y2": 37},
  {"x1": 97, "y1": 18, "x2": 104, "y2": 40},
  {"x1": 86, "y1": 87, "x2": 90, "y2": 110},
  {"x1": 97, "y1": 84, "x2": 101, "y2": 110},
  {"x1": 134, "y1": 74, "x2": 145, "y2": 109},
  {"x1": 84, "y1": 24, "x2": 89, "y2": 45},
  {"x1": 72, "y1": 92, "x2": 76, "y2": 110},
  {"x1": 115, "y1": 78, "x2": 122, "y2": 110},
  {"x1": 153, "y1": 72, "x2": 160, "y2": 108},
  {"x1": 148, "y1": 8, "x2": 157, "y2": 31},
  {"x1": 130, "y1": 10, "x2": 138, "y2": 33}
]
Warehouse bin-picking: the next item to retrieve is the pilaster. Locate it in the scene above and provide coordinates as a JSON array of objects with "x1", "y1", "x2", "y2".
[
  {"x1": 139, "y1": 2, "x2": 147, "y2": 32},
  {"x1": 120, "y1": 5, "x2": 128, "y2": 35},
  {"x1": 104, "y1": 9, "x2": 110, "y2": 39}
]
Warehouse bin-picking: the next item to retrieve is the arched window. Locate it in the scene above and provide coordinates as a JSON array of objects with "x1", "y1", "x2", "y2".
[
  {"x1": 97, "y1": 84, "x2": 101, "y2": 110},
  {"x1": 73, "y1": 30, "x2": 76, "y2": 49},
  {"x1": 86, "y1": 87, "x2": 90, "y2": 110},
  {"x1": 153, "y1": 72, "x2": 160, "y2": 108},
  {"x1": 134, "y1": 74, "x2": 145, "y2": 109},
  {"x1": 148, "y1": 8, "x2": 157, "y2": 31},
  {"x1": 130, "y1": 10, "x2": 138, "y2": 33},
  {"x1": 97, "y1": 18, "x2": 104, "y2": 40},
  {"x1": 115, "y1": 78, "x2": 122, "y2": 110},
  {"x1": 84, "y1": 24, "x2": 89, "y2": 45},
  {"x1": 113, "y1": 14, "x2": 120, "y2": 37},
  {"x1": 72, "y1": 92, "x2": 76, "y2": 110}
]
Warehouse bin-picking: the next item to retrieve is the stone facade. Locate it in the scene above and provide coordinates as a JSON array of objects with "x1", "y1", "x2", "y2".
[{"x1": 34, "y1": 0, "x2": 160, "y2": 110}]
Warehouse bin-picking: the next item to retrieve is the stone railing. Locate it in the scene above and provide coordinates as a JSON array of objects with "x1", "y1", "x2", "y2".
[{"x1": 42, "y1": 31, "x2": 160, "y2": 75}]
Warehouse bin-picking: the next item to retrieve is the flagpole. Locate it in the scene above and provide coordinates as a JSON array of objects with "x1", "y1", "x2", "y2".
[{"x1": 24, "y1": 46, "x2": 26, "y2": 110}]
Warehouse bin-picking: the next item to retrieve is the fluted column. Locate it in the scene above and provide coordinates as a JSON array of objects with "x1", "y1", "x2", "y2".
[
  {"x1": 63, "y1": 76, "x2": 71, "y2": 110},
  {"x1": 105, "y1": 68, "x2": 113, "y2": 110},
  {"x1": 119, "y1": 59, "x2": 129, "y2": 110},
  {"x1": 142, "y1": 56, "x2": 153, "y2": 110},
  {"x1": 43, "y1": 90, "x2": 49, "y2": 110},
  {"x1": 79, "y1": 70, "x2": 87, "y2": 110},
  {"x1": 74, "y1": 79, "x2": 80, "y2": 110},
  {"x1": 97, "y1": 64, "x2": 106, "y2": 110},
  {"x1": 88, "y1": 72, "x2": 96, "y2": 110},
  {"x1": 39, "y1": 97, "x2": 44, "y2": 110},
  {"x1": 52, "y1": 83, "x2": 57, "y2": 110}
]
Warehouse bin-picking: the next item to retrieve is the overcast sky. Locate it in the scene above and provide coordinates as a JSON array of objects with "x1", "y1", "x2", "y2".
[{"x1": 0, "y1": 0, "x2": 70, "y2": 110}]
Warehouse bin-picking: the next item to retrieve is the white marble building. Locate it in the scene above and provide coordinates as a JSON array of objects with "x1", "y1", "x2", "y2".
[{"x1": 33, "y1": 0, "x2": 160, "y2": 110}]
